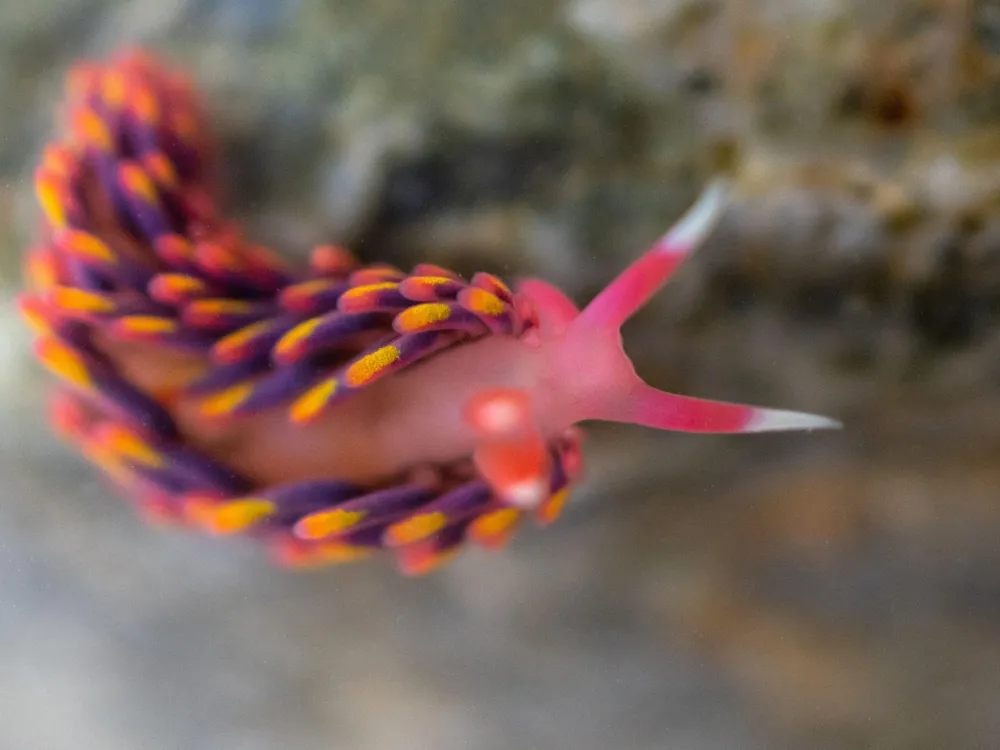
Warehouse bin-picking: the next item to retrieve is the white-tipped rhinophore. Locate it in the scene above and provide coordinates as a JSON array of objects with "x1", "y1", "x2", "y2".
[
  {"x1": 652, "y1": 180, "x2": 728, "y2": 258},
  {"x1": 744, "y1": 408, "x2": 843, "y2": 433},
  {"x1": 575, "y1": 181, "x2": 730, "y2": 331}
]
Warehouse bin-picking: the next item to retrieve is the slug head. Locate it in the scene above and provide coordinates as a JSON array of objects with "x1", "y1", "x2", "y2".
[{"x1": 515, "y1": 183, "x2": 841, "y2": 436}]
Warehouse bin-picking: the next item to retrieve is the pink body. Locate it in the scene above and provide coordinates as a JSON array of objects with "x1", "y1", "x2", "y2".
[
  {"x1": 181, "y1": 184, "x2": 838, "y2": 496},
  {"x1": 145, "y1": 294, "x2": 567, "y2": 488},
  {"x1": 24, "y1": 50, "x2": 839, "y2": 572}
]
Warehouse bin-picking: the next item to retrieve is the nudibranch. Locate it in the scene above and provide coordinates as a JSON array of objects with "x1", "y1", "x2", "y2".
[{"x1": 19, "y1": 50, "x2": 839, "y2": 575}]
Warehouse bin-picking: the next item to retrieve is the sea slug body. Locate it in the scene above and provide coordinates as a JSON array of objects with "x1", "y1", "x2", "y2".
[{"x1": 19, "y1": 50, "x2": 839, "y2": 575}]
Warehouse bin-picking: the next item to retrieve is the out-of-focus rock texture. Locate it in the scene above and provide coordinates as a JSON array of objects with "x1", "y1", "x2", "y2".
[{"x1": 3, "y1": 0, "x2": 1000, "y2": 748}]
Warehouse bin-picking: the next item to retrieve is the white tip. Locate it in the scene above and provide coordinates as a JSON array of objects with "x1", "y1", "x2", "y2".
[
  {"x1": 745, "y1": 408, "x2": 842, "y2": 433},
  {"x1": 657, "y1": 181, "x2": 728, "y2": 255},
  {"x1": 503, "y1": 478, "x2": 548, "y2": 509}
]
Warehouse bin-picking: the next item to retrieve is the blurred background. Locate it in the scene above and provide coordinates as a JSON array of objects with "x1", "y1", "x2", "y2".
[{"x1": 3, "y1": 1, "x2": 1000, "y2": 748}]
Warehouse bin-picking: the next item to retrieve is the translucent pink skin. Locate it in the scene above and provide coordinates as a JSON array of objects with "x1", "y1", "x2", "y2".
[
  {"x1": 339, "y1": 184, "x2": 839, "y2": 482},
  {"x1": 109, "y1": 184, "x2": 838, "y2": 492},
  {"x1": 536, "y1": 183, "x2": 842, "y2": 433}
]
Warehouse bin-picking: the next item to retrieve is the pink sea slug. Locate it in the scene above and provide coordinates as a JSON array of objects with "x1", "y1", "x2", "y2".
[{"x1": 19, "y1": 51, "x2": 839, "y2": 575}]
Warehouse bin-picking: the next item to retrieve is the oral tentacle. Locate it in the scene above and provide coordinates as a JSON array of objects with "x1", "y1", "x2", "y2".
[{"x1": 464, "y1": 387, "x2": 553, "y2": 509}]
